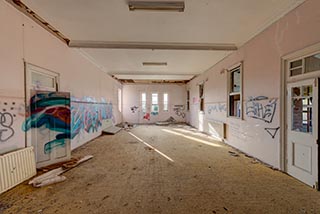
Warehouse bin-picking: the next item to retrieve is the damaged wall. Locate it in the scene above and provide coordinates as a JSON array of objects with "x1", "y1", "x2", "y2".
[
  {"x1": 122, "y1": 84, "x2": 187, "y2": 124},
  {"x1": 0, "y1": 0, "x2": 122, "y2": 155},
  {"x1": 187, "y1": 0, "x2": 320, "y2": 168}
]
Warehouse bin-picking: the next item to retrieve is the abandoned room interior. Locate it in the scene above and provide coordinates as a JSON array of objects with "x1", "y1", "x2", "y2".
[{"x1": 1, "y1": 0, "x2": 320, "y2": 213}]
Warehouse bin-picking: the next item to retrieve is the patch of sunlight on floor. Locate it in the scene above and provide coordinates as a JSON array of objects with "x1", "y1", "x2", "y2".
[
  {"x1": 172, "y1": 128, "x2": 222, "y2": 142},
  {"x1": 128, "y1": 132, "x2": 174, "y2": 162},
  {"x1": 162, "y1": 129, "x2": 222, "y2": 148},
  {"x1": 173, "y1": 127, "x2": 208, "y2": 136}
]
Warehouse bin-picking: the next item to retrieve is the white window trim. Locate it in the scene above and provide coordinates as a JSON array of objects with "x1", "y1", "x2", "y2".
[
  {"x1": 287, "y1": 50, "x2": 320, "y2": 82},
  {"x1": 151, "y1": 92, "x2": 159, "y2": 114},
  {"x1": 141, "y1": 92, "x2": 147, "y2": 113},
  {"x1": 118, "y1": 88, "x2": 122, "y2": 113},
  {"x1": 151, "y1": 92, "x2": 159, "y2": 105},
  {"x1": 26, "y1": 63, "x2": 59, "y2": 92},
  {"x1": 227, "y1": 62, "x2": 243, "y2": 119},
  {"x1": 163, "y1": 92, "x2": 169, "y2": 111}
]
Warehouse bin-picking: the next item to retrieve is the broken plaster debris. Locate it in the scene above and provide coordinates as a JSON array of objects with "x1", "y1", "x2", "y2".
[
  {"x1": 155, "y1": 117, "x2": 176, "y2": 126},
  {"x1": 228, "y1": 151, "x2": 240, "y2": 157},
  {"x1": 119, "y1": 122, "x2": 136, "y2": 131},
  {"x1": 29, "y1": 155, "x2": 93, "y2": 188}
]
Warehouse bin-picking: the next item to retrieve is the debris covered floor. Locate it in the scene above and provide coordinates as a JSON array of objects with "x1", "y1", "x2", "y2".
[{"x1": 1, "y1": 125, "x2": 320, "y2": 214}]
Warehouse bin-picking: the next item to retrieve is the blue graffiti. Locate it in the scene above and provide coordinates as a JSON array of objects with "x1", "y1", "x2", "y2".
[{"x1": 23, "y1": 92, "x2": 71, "y2": 154}]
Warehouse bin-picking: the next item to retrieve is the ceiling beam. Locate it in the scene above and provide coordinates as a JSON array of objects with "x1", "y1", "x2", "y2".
[
  {"x1": 113, "y1": 74, "x2": 194, "y2": 80},
  {"x1": 69, "y1": 41, "x2": 237, "y2": 51},
  {"x1": 6, "y1": 0, "x2": 70, "y2": 45}
]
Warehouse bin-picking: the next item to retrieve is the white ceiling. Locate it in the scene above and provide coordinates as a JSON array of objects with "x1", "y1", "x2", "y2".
[{"x1": 22, "y1": 0, "x2": 305, "y2": 81}]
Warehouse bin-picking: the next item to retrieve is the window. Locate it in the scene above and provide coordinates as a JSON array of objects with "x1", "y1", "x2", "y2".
[
  {"x1": 289, "y1": 52, "x2": 320, "y2": 77},
  {"x1": 187, "y1": 90, "x2": 190, "y2": 111},
  {"x1": 291, "y1": 85, "x2": 313, "y2": 133},
  {"x1": 163, "y1": 93, "x2": 168, "y2": 111},
  {"x1": 199, "y1": 84, "x2": 204, "y2": 112},
  {"x1": 151, "y1": 93, "x2": 159, "y2": 114},
  {"x1": 118, "y1": 88, "x2": 122, "y2": 112},
  {"x1": 141, "y1": 92, "x2": 147, "y2": 113},
  {"x1": 228, "y1": 64, "x2": 242, "y2": 118},
  {"x1": 27, "y1": 64, "x2": 59, "y2": 92}
]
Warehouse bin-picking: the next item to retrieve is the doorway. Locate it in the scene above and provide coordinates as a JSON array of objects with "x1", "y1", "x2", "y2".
[
  {"x1": 286, "y1": 79, "x2": 318, "y2": 187},
  {"x1": 25, "y1": 63, "x2": 71, "y2": 168},
  {"x1": 282, "y1": 44, "x2": 320, "y2": 188}
]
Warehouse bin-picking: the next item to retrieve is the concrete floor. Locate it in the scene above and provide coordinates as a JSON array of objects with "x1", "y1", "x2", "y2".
[{"x1": 1, "y1": 125, "x2": 320, "y2": 214}]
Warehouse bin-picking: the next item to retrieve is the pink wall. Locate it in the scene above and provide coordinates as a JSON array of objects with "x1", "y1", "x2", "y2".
[
  {"x1": 0, "y1": 1, "x2": 122, "y2": 154},
  {"x1": 187, "y1": 0, "x2": 320, "y2": 168},
  {"x1": 123, "y1": 84, "x2": 187, "y2": 124}
]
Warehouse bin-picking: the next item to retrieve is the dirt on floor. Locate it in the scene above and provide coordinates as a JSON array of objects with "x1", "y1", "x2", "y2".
[{"x1": 1, "y1": 125, "x2": 320, "y2": 214}]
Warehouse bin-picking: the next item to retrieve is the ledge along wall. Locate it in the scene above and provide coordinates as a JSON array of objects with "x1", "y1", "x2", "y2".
[
  {"x1": 0, "y1": 0, "x2": 122, "y2": 155},
  {"x1": 122, "y1": 84, "x2": 187, "y2": 124},
  {"x1": 187, "y1": 0, "x2": 320, "y2": 168}
]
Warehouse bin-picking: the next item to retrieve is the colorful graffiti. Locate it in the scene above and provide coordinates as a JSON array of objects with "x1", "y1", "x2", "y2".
[
  {"x1": 143, "y1": 113, "x2": 150, "y2": 121},
  {"x1": 71, "y1": 97, "x2": 113, "y2": 139},
  {"x1": 23, "y1": 94, "x2": 114, "y2": 154},
  {"x1": 23, "y1": 92, "x2": 71, "y2": 154},
  {"x1": 151, "y1": 105, "x2": 159, "y2": 116}
]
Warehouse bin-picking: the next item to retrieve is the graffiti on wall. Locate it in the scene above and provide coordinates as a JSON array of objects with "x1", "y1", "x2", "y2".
[
  {"x1": 151, "y1": 105, "x2": 159, "y2": 116},
  {"x1": 192, "y1": 97, "x2": 199, "y2": 104},
  {"x1": 71, "y1": 97, "x2": 113, "y2": 139},
  {"x1": 207, "y1": 103, "x2": 226, "y2": 115},
  {"x1": 23, "y1": 92, "x2": 71, "y2": 154},
  {"x1": 173, "y1": 105, "x2": 185, "y2": 118},
  {"x1": 0, "y1": 112, "x2": 14, "y2": 142},
  {"x1": 245, "y1": 96, "x2": 280, "y2": 140},
  {"x1": 0, "y1": 99, "x2": 25, "y2": 148},
  {"x1": 130, "y1": 106, "x2": 139, "y2": 113},
  {"x1": 143, "y1": 113, "x2": 150, "y2": 121},
  {"x1": 22, "y1": 93, "x2": 113, "y2": 154},
  {"x1": 246, "y1": 98, "x2": 277, "y2": 123},
  {"x1": 265, "y1": 127, "x2": 280, "y2": 139}
]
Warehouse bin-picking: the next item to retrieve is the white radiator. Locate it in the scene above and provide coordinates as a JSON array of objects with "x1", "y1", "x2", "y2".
[{"x1": 0, "y1": 147, "x2": 36, "y2": 194}]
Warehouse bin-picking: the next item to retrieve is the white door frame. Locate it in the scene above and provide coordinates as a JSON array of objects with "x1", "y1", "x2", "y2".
[
  {"x1": 281, "y1": 42, "x2": 320, "y2": 189},
  {"x1": 25, "y1": 63, "x2": 59, "y2": 147},
  {"x1": 287, "y1": 79, "x2": 318, "y2": 187},
  {"x1": 24, "y1": 62, "x2": 71, "y2": 168}
]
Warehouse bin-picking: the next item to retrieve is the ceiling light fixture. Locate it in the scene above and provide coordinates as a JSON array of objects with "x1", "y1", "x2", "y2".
[
  {"x1": 69, "y1": 41, "x2": 238, "y2": 51},
  {"x1": 128, "y1": 1, "x2": 185, "y2": 12},
  {"x1": 143, "y1": 62, "x2": 168, "y2": 66}
]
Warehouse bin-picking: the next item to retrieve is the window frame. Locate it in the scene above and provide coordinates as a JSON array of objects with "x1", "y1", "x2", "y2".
[
  {"x1": 141, "y1": 92, "x2": 147, "y2": 114},
  {"x1": 151, "y1": 92, "x2": 159, "y2": 114},
  {"x1": 26, "y1": 63, "x2": 59, "y2": 92},
  {"x1": 163, "y1": 93, "x2": 169, "y2": 112},
  {"x1": 187, "y1": 90, "x2": 190, "y2": 111},
  {"x1": 118, "y1": 88, "x2": 122, "y2": 113},
  {"x1": 287, "y1": 51, "x2": 320, "y2": 80},
  {"x1": 199, "y1": 84, "x2": 205, "y2": 112},
  {"x1": 227, "y1": 62, "x2": 243, "y2": 119}
]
